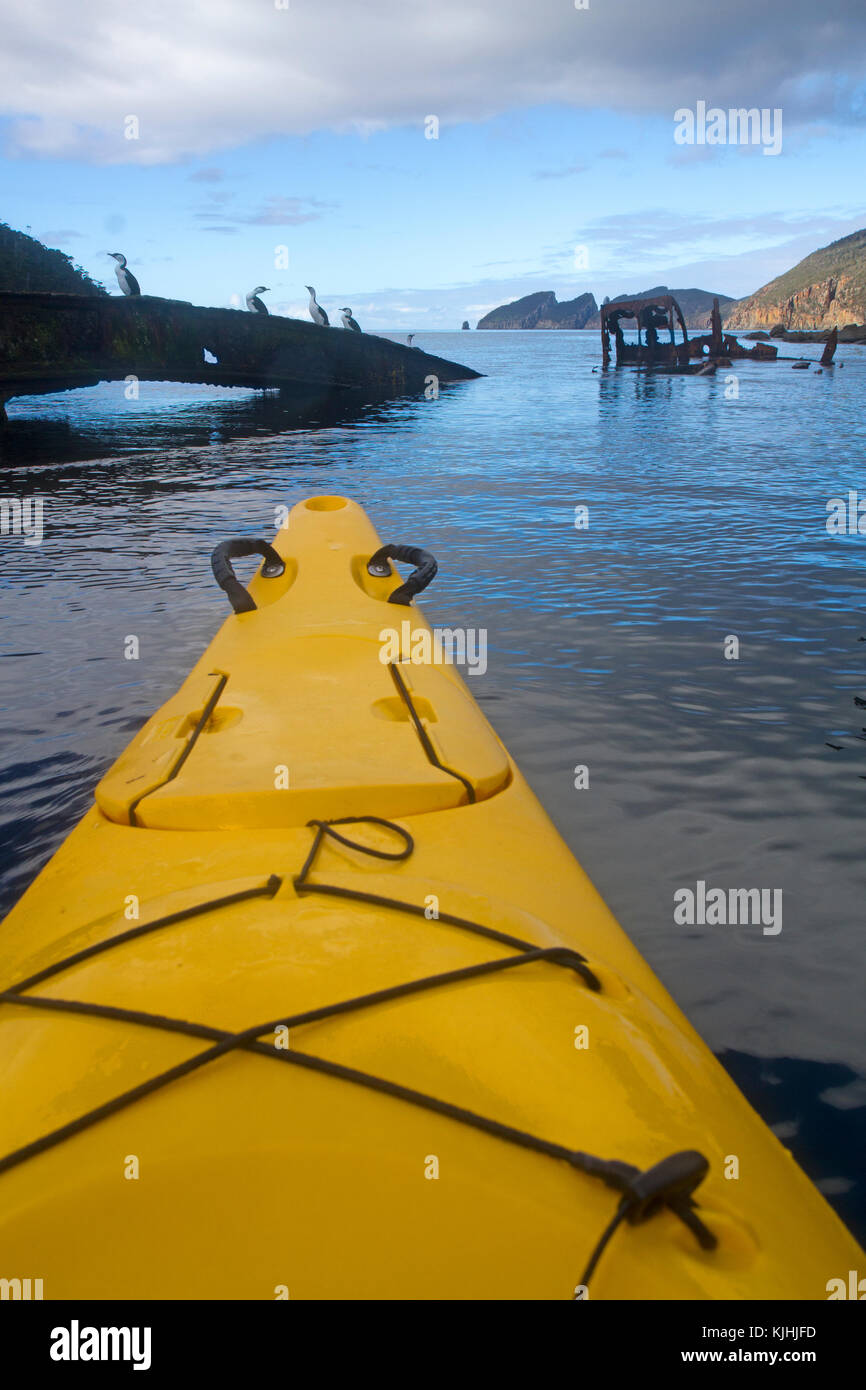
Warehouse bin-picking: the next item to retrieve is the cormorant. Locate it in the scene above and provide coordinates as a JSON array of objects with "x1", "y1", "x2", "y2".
[
  {"x1": 340, "y1": 307, "x2": 361, "y2": 332},
  {"x1": 108, "y1": 252, "x2": 140, "y2": 296},
  {"x1": 305, "y1": 285, "x2": 329, "y2": 326},
  {"x1": 246, "y1": 286, "x2": 270, "y2": 314}
]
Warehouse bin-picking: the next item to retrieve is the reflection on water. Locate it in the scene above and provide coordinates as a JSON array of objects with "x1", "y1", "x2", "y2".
[
  {"x1": 0, "y1": 379, "x2": 435, "y2": 469},
  {"x1": 721, "y1": 1050, "x2": 865, "y2": 1244},
  {"x1": 1, "y1": 332, "x2": 864, "y2": 1240}
]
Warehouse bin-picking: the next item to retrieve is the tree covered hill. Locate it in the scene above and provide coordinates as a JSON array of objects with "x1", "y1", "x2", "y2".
[{"x1": 0, "y1": 223, "x2": 107, "y2": 295}]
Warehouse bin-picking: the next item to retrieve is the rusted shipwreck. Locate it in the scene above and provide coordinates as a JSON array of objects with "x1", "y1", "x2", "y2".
[
  {"x1": 600, "y1": 293, "x2": 778, "y2": 371},
  {"x1": 0, "y1": 291, "x2": 481, "y2": 422}
]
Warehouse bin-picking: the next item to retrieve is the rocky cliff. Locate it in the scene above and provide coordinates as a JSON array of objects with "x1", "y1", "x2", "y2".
[
  {"x1": 477, "y1": 290, "x2": 598, "y2": 329},
  {"x1": 726, "y1": 229, "x2": 866, "y2": 330}
]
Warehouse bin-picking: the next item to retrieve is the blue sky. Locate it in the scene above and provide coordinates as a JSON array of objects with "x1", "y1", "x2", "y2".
[{"x1": 2, "y1": 1, "x2": 865, "y2": 327}]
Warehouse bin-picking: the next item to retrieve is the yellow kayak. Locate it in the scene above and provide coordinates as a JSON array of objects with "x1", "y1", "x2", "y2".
[{"x1": 0, "y1": 494, "x2": 860, "y2": 1300}]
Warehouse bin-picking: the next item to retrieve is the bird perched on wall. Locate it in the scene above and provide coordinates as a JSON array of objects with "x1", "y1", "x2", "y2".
[
  {"x1": 108, "y1": 252, "x2": 140, "y2": 296},
  {"x1": 245, "y1": 286, "x2": 270, "y2": 314},
  {"x1": 305, "y1": 285, "x2": 329, "y2": 326},
  {"x1": 340, "y1": 307, "x2": 361, "y2": 332}
]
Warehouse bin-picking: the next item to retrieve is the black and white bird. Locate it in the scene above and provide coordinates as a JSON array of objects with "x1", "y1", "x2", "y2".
[
  {"x1": 108, "y1": 252, "x2": 140, "y2": 296},
  {"x1": 407, "y1": 333, "x2": 415, "y2": 345},
  {"x1": 245, "y1": 285, "x2": 270, "y2": 314},
  {"x1": 305, "y1": 285, "x2": 329, "y2": 326},
  {"x1": 340, "y1": 306, "x2": 361, "y2": 332}
]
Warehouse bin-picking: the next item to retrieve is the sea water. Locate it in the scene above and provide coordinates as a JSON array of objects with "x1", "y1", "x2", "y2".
[{"x1": 1, "y1": 329, "x2": 863, "y2": 1238}]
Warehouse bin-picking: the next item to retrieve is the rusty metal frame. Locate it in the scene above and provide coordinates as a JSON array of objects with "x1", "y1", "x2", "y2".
[{"x1": 601, "y1": 294, "x2": 690, "y2": 368}]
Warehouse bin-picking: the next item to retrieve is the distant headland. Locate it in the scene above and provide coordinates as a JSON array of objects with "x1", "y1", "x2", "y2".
[
  {"x1": 476, "y1": 290, "x2": 598, "y2": 330},
  {"x1": 477, "y1": 287, "x2": 736, "y2": 331},
  {"x1": 477, "y1": 229, "x2": 866, "y2": 334}
]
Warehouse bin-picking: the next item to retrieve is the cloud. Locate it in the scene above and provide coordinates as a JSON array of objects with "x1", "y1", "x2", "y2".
[
  {"x1": 568, "y1": 208, "x2": 850, "y2": 260},
  {"x1": 236, "y1": 196, "x2": 338, "y2": 226},
  {"x1": 1, "y1": 0, "x2": 864, "y2": 163},
  {"x1": 192, "y1": 194, "x2": 337, "y2": 227},
  {"x1": 554, "y1": 207, "x2": 866, "y2": 297},
  {"x1": 302, "y1": 278, "x2": 559, "y2": 330},
  {"x1": 250, "y1": 209, "x2": 866, "y2": 326},
  {"x1": 188, "y1": 166, "x2": 225, "y2": 182},
  {"x1": 316, "y1": 208, "x2": 866, "y2": 326},
  {"x1": 39, "y1": 228, "x2": 82, "y2": 242},
  {"x1": 533, "y1": 162, "x2": 586, "y2": 179},
  {"x1": 192, "y1": 191, "x2": 235, "y2": 211},
  {"x1": 666, "y1": 143, "x2": 721, "y2": 167}
]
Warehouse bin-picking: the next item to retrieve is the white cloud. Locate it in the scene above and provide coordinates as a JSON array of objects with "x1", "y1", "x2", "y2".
[
  {"x1": 552, "y1": 207, "x2": 866, "y2": 297},
  {"x1": 188, "y1": 167, "x2": 226, "y2": 183},
  {"x1": 1, "y1": 0, "x2": 864, "y2": 163},
  {"x1": 300, "y1": 207, "x2": 866, "y2": 325},
  {"x1": 234, "y1": 196, "x2": 339, "y2": 226},
  {"x1": 533, "y1": 162, "x2": 587, "y2": 180},
  {"x1": 38, "y1": 228, "x2": 82, "y2": 242}
]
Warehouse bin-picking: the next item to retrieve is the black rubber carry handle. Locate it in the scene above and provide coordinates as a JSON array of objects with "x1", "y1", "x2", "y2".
[
  {"x1": 367, "y1": 543, "x2": 438, "y2": 606},
  {"x1": 211, "y1": 538, "x2": 285, "y2": 614}
]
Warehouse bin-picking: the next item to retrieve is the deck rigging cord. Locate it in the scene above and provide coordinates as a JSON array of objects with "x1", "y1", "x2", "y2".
[{"x1": 0, "y1": 814, "x2": 716, "y2": 1293}]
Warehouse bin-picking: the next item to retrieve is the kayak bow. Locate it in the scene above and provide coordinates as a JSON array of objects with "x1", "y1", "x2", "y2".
[{"x1": 0, "y1": 495, "x2": 861, "y2": 1299}]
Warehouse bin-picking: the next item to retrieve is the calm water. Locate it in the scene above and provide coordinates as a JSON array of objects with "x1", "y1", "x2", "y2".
[{"x1": 1, "y1": 330, "x2": 864, "y2": 1240}]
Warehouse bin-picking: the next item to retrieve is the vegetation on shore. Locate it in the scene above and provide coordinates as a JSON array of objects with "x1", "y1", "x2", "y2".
[{"x1": 0, "y1": 223, "x2": 106, "y2": 296}]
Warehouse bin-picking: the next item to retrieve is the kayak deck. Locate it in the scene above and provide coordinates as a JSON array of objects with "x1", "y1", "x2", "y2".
[{"x1": 0, "y1": 496, "x2": 861, "y2": 1299}]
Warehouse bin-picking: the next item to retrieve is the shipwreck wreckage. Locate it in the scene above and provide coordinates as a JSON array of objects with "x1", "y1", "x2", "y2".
[
  {"x1": 0, "y1": 292, "x2": 481, "y2": 423},
  {"x1": 599, "y1": 293, "x2": 809, "y2": 372}
]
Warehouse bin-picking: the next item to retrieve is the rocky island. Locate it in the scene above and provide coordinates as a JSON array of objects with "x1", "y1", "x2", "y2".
[
  {"x1": 477, "y1": 284, "x2": 734, "y2": 331},
  {"x1": 477, "y1": 290, "x2": 598, "y2": 329}
]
